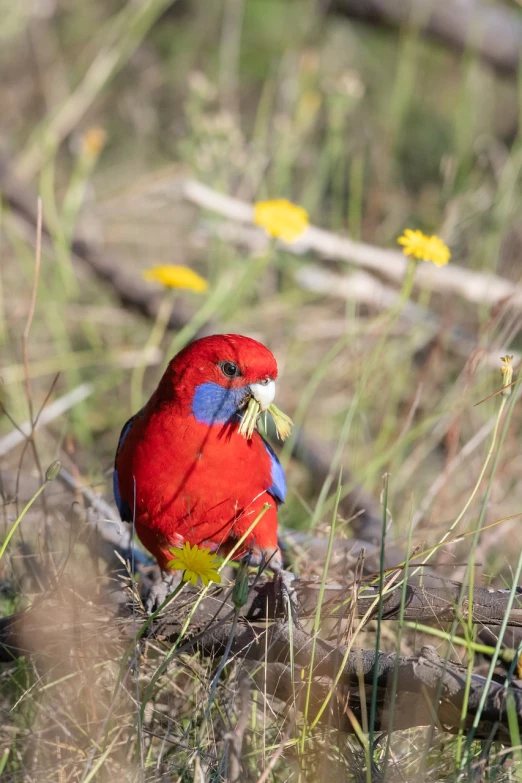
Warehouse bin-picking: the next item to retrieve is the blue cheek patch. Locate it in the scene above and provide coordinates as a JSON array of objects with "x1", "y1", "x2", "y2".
[
  {"x1": 192, "y1": 382, "x2": 246, "y2": 425},
  {"x1": 262, "y1": 437, "x2": 286, "y2": 505}
]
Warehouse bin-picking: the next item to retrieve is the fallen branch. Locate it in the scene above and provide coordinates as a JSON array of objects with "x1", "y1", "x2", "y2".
[
  {"x1": 3, "y1": 466, "x2": 522, "y2": 632},
  {"x1": 327, "y1": 0, "x2": 522, "y2": 78},
  {"x1": 182, "y1": 179, "x2": 522, "y2": 312},
  {"x1": 246, "y1": 645, "x2": 522, "y2": 740},
  {"x1": 2, "y1": 578, "x2": 522, "y2": 740},
  {"x1": 215, "y1": 621, "x2": 521, "y2": 739},
  {"x1": 147, "y1": 575, "x2": 522, "y2": 637},
  {"x1": 2, "y1": 572, "x2": 522, "y2": 665}
]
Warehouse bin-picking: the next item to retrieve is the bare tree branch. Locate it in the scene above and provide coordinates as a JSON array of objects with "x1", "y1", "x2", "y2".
[
  {"x1": 2, "y1": 582, "x2": 522, "y2": 740},
  {"x1": 181, "y1": 179, "x2": 522, "y2": 312},
  {"x1": 326, "y1": 0, "x2": 522, "y2": 78},
  {"x1": 2, "y1": 573, "x2": 522, "y2": 663}
]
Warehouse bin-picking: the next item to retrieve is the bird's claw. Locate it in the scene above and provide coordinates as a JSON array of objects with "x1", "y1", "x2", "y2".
[
  {"x1": 247, "y1": 545, "x2": 283, "y2": 572},
  {"x1": 242, "y1": 547, "x2": 299, "y2": 625},
  {"x1": 143, "y1": 569, "x2": 182, "y2": 614},
  {"x1": 274, "y1": 568, "x2": 300, "y2": 628}
]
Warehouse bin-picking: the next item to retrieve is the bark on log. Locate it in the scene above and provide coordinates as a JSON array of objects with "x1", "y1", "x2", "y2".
[
  {"x1": 1, "y1": 579, "x2": 522, "y2": 740},
  {"x1": 327, "y1": 0, "x2": 522, "y2": 78}
]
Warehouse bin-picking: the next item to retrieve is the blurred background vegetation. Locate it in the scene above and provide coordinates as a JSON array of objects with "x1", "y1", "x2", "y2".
[{"x1": 3, "y1": 0, "x2": 522, "y2": 779}]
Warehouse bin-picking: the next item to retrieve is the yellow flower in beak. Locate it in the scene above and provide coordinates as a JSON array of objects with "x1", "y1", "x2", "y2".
[{"x1": 238, "y1": 398, "x2": 293, "y2": 440}]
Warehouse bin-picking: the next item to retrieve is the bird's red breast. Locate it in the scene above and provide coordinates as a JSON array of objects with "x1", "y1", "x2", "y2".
[{"x1": 114, "y1": 334, "x2": 285, "y2": 570}]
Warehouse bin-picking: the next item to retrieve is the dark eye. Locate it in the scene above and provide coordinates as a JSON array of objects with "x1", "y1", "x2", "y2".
[{"x1": 221, "y1": 361, "x2": 241, "y2": 378}]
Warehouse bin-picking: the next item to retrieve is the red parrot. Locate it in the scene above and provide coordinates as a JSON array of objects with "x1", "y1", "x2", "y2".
[{"x1": 113, "y1": 334, "x2": 285, "y2": 575}]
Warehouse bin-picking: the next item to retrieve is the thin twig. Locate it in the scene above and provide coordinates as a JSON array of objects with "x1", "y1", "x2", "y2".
[
  {"x1": 0, "y1": 383, "x2": 94, "y2": 457},
  {"x1": 19, "y1": 197, "x2": 44, "y2": 484}
]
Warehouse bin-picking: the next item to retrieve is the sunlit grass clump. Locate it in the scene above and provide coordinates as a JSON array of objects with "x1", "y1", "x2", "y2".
[{"x1": 238, "y1": 397, "x2": 293, "y2": 440}]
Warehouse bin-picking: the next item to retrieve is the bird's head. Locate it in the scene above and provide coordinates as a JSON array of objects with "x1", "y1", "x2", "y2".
[{"x1": 158, "y1": 334, "x2": 279, "y2": 427}]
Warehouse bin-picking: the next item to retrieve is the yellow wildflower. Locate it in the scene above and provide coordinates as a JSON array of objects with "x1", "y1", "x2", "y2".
[
  {"x1": 142, "y1": 265, "x2": 208, "y2": 293},
  {"x1": 500, "y1": 355, "x2": 514, "y2": 397},
  {"x1": 167, "y1": 542, "x2": 221, "y2": 587},
  {"x1": 254, "y1": 199, "x2": 309, "y2": 243},
  {"x1": 397, "y1": 229, "x2": 450, "y2": 267},
  {"x1": 81, "y1": 127, "x2": 107, "y2": 158}
]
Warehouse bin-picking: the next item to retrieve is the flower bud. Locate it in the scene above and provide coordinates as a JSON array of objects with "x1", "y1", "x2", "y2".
[
  {"x1": 45, "y1": 460, "x2": 61, "y2": 482},
  {"x1": 500, "y1": 355, "x2": 514, "y2": 397},
  {"x1": 81, "y1": 127, "x2": 106, "y2": 158},
  {"x1": 232, "y1": 559, "x2": 250, "y2": 610}
]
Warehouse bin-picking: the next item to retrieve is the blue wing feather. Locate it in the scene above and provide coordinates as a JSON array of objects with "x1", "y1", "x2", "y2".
[
  {"x1": 113, "y1": 415, "x2": 136, "y2": 522},
  {"x1": 261, "y1": 437, "x2": 286, "y2": 505}
]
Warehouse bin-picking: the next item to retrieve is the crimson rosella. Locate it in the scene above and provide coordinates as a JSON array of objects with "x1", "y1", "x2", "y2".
[{"x1": 113, "y1": 334, "x2": 286, "y2": 577}]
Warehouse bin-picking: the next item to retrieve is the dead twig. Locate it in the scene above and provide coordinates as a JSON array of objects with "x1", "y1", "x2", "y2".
[{"x1": 0, "y1": 383, "x2": 94, "y2": 458}]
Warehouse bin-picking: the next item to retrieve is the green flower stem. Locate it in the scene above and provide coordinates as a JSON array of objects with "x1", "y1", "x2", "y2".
[
  {"x1": 402, "y1": 622, "x2": 513, "y2": 660},
  {"x1": 399, "y1": 256, "x2": 418, "y2": 303},
  {"x1": 382, "y1": 512, "x2": 414, "y2": 777},
  {"x1": 130, "y1": 291, "x2": 174, "y2": 411},
  {"x1": 369, "y1": 473, "x2": 389, "y2": 763},
  {"x1": 300, "y1": 475, "x2": 342, "y2": 756},
  {"x1": 309, "y1": 570, "x2": 403, "y2": 731},
  {"x1": 404, "y1": 395, "x2": 507, "y2": 581},
  {"x1": 462, "y1": 545, "x2": 522, "y2": 764},
  {"x1": 0, "y1": 462, "x2": 60, "y2": 560}
]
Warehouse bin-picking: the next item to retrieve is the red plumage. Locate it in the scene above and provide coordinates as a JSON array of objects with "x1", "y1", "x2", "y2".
[{"x1": 114, "y1": 334, "x2": 284, "y2": 570}]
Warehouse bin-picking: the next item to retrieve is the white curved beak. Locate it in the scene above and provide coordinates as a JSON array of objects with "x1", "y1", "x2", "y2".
[{"x1": 249, "y1": 380, "x2": 276, "y2": 412}]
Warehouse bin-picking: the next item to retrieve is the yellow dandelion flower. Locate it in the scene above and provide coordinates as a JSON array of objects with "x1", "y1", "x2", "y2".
[
  {"x1": 142, "y1": 265, "x2": 209, "y2": 293},
  {"x1": 500, "y1": 355, "x2": 514, "y2": 396},
  {"x1": 254, "y1": 199, "x2": 309, "y2": 243},
  {"x1": 167, "y1": 541, "x2": 221, "y2": 586},
  {"x1": 81, "y1": 127, "x2": 107, "y2": 158},
  {"x1": 397, "y1": 229, "x2": 450, "y2": 267}
]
